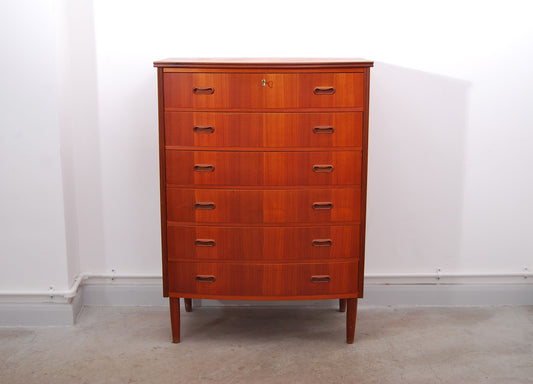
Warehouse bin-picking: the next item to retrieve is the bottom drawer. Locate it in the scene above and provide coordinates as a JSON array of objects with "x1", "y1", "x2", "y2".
[{"x1": 167, "y1": 261, "x2": 358, "y2": 299}]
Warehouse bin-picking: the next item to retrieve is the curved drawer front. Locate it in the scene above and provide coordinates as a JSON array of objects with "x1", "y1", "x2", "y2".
[
  {"x1": 163, "y1": 72, "x2": 365, "y2": 109},
  {"x1": 168, "y1": 261, "x2": 358, "y2": 297},
  {"x1": 166, "y1": 151, "x2": 361, "y2": 186},
  {"x1": 167, "y1": 225, "x2": 360, "y2": 261},
  {"x1": 166, "y1": 188, "x2": 361, "y2": 224},
  {"x1": 165, "y1": 112, "x2": 363, "y2": 148}
]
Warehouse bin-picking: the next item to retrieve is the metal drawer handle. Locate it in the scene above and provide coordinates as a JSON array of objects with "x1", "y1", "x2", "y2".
[
  {"x1": 311, "y1": 275, "x2": 331, "y2": 283},
  {"x1": 196, "y1": 275, "x2": 216, "y2": 283},
  {"x1": 314, "y1": 87, "x2": 335, "y2": 95},
  {"x1": 193, "y1": 126, "x2": 215, "y2": 134},
  {"x1": 312, "y1": 239, "x2": 332, "y2": 247},
  {"x1": 313, "y1": 164, "x2": 334, "y2": 173},
  {"x1": 195, "y1": 239, "x2": 216, "y2": 247},
  {"x1": 193, "y1": 87, "x2": 215, "y2": 95},
  {"x1": 195, "y1": 202, "x2": 216, "y2": 210},
  {"x1": 313, "y1": 126, "x2": 334, "y2": 134},
  {"x1": 194, "y1": 164, "x2": 215, "y2": 172},
  {"x1": 312, "y1": 202, "x2": 333, "y2": 210}
]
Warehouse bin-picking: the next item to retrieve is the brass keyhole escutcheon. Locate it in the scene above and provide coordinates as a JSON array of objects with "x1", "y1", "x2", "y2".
[{"x1": 261, "y1": 79, "x2": 273, "y2": 88}]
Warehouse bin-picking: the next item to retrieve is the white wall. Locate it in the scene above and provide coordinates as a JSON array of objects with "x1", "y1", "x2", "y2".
[
  {"x1": 91, "y1": 0, "x2": 533, "y2": 276},
  {"x1": 0, "y1": 0, "x2": 69, "y2": 291},
  {"x1": 1, "y1": 0, "x2": 532, "y2": 294}
]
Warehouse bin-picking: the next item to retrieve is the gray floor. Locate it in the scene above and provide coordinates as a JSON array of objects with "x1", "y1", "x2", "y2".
[{"x1": 1, "y1": 305, "x2": 532, "y2": 384}]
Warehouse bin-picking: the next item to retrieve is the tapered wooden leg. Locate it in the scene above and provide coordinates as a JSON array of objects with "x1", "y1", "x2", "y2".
[
  {"x1": 184, "y1": 298, "x2": 192, "y2": 312},
  {"x1": 170, "y1": 297, "x2": 180, "y2": 343},
  {"x1": 339, "y1": 298, "x2": 347, "y2": 312},
  {"x1": 346, "y1": 298, "x2": 357, "y2": 344}
]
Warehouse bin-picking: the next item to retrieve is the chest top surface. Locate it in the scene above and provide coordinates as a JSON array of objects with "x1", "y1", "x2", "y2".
[{"x1": 153, "y1": 58, "x2": 374, "y2": 69}]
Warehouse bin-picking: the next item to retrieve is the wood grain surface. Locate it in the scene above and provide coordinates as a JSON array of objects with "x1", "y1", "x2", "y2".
[
  {"x1": 167, "y1": 261, "x2": 358, "y2": 297},
  {"x1": 165, "y1": 112, "x2": 363, "y2": 148},
  {"x1": 163, "y1": 73, "x2": 365, "y2": 109},
  {"x1": 167, "y1": 224, "x2": 360, "y2": 261},
  {"x1": 165, "y1": 150, "x2": 361, "y2": 186},
  {"x1": 156, "y1": 59, "x2": 372, "y2": 343},
  {"x1": 166, "y1": 188, "x2": 361, "y2": 224}
]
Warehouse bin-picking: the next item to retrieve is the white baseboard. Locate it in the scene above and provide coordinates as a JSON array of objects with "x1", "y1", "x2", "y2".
[
  {"x1": 197, "y1": 284, "x2": 533, "y2": 308},
  {"x1": 0, "y1": 291, "x2": 83, "y2": 327},
  {"x1": 361, "y1": 284, "x2": 533, "y2": 306},
  {"x1": 81, "y1": 283, "x2": 168, "y2": 306},
  {"x1": 1, "y1": 277, "x2": 532, "y2": 326}
]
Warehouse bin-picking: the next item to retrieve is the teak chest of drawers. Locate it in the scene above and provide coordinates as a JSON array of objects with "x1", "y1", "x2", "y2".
[{"x1": 154, "y1": 58, "x2": 373, "y2": 343}]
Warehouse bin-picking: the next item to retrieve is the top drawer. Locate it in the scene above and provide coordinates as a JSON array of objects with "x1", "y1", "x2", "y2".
[{"x1": 163, "y1": 72, "x2": 365, "y2": 110}]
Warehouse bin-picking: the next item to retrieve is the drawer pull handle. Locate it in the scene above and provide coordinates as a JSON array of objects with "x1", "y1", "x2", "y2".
[
  {"x1": 314, "y1": 87, "x2": 335, "y2": 95},
  {"x1": 193, "y1": 126, "x2": 215, "y2": 134},
  {"x1": 312, "y1": 239, "x2": 332, "y2": 247},
  {"x1": 195, "y1": 239, "x2": 216, "y2": 247},
  {"x1": 195, "y1": 202, "x2": 216, "y2": 210},
  {"x1": 312, "y1": 202, "x2": 333, "y2": 210},
  {"x1": 196, "y1": 275, "x2": 216, "y2": 283},
  {"x1": 313, "y1": 126, "x2": 334, "y2": 134},
  {"x1": 193, "y1": 87, "x2": 215, "y2": 95},
  {"x1": 194, "y1": 164, "x2": 215, "y2": 172},
  {"x1": 313, "y1": 164, "x2": 334, "y2": 173},
  {"x1": 311, "y1": 275, "x2": 331, "y2": 283}
]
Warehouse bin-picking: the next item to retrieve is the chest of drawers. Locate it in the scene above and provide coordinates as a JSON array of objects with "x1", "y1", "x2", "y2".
[{"x1": 154, "y1": 58, "x2": 373, "y2": 343}]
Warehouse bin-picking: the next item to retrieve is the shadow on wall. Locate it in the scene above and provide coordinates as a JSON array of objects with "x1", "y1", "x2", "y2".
[
  {"x1": 59, "y1": 1, "x2": 105, "y2": 278},
  {"x1": 366, "y1": 63, "x2": 470, "y2": 274}
]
